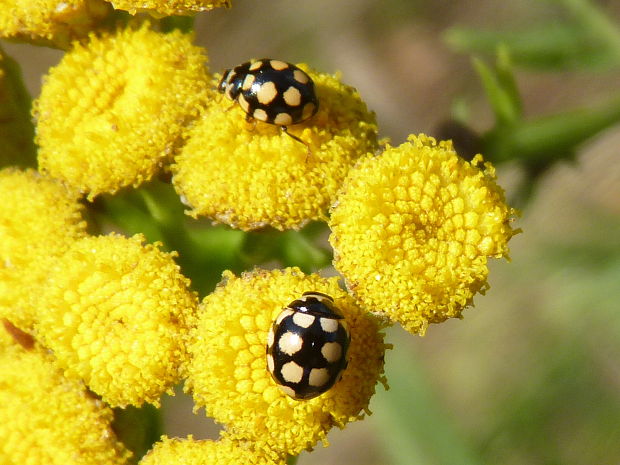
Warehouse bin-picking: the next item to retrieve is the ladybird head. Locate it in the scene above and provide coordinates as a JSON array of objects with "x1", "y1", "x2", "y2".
[
  {"x1": 217, "y1": 68, "x2": 242, "y2": 100},
  {"x1": 287, "y1": 291, "x2": 344, "y2": 319}
]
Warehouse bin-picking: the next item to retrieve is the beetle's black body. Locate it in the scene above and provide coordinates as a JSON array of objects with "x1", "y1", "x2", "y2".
[
  {"x1": 218, "y1": 58, "x2": 318, "y2": 128},
  {"x1": 266, "y1": 292, "x2": 350, "y2": 400}
]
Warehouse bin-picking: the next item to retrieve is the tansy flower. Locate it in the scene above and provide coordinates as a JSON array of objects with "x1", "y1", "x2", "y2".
[
  {"x1": 0, "y1": 0, "x2": 111, "y2": 49},
  {"x1": 0, "y1": 324, "x2": 131, "y2": 465},
  {"x1": 185, "y1": 268, "x2": 387, "y2": 456},
  {"x1": 35, "y1": 23, "x2": 212, "y2": 200},
  {"x1": 329, "y1": 134, "x2": 518, "y2": 335},
  {"x1": 172, "y1": 65, "x2": 378, "y2": 231},
  {"x1": 35, "y1": 233, "x2": 199, "y2": 407},
  {"x1": 0, "y1": 168, "x2": 87, "y2": 331},
  {"x1": 139, "y1": 435, "x2": 284, "y2": 465},
  {"x1": 106, "y1": 0, "x2": 231, "y2": 16}
]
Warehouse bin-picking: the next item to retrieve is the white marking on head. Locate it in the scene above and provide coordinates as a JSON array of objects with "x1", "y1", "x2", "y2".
[
  {"x1": 320, "y1": 317, "x2": 338, "y2": 333},
  {"x1": 283, "y1": 86, "x2": 302, "y2": 106},
  {"x1": 308, "y1": 368, "x2": 329, "y2": 387},
  {"x1": 281, "y1": 361, "x2": 303, "y2": 383},
  {"x1": 292, "y1": 312, "x2": 314, "y2": 328},
  {"x1": 278, "y1": 331, "x2": 303, "y2": 355},
  {"x1": 267, "y1": 328, "x2": 275, "y2": 347},
  {"x1": 321, "y1": 342, "x2": 342, "y2": 363}
]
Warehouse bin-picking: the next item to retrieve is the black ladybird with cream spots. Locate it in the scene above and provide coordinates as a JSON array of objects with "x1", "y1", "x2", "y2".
[
  {"x1": 218, "y1": 58, "x2": 319, "y2": 127},
  {"x1": 266, "y1": 291, "x2": 350, "y2": 400}
]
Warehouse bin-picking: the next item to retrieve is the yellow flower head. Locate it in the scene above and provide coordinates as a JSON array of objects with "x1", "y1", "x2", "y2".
[
  {"x1": 0, "y1": 0, "x2": 111, "y2": 48},
  {"x1": 0, "y1": 325, "x2": 131, "y2": 465},
  {"x1": 35, "y1": 23, "x2": 212, "y2": 200},
  {"x1": 172, "y1": 64, "x2": 378, "y2": 231},
  {"x1": 185, "y1": 268, "x2": 387, "y2": 456},
  {"x1": 329, "y1": 134, "x2": 518, "y2": 335},
  {"x1": 106, "y1": 0, "x2": 230, "y2": 16},
  {"x1": 139, "y1": 435, "x2": 284, "y2": 465},
  {"x1": 0, "y1": 168, "x2": 86, "y2": 331},
  {"x1": 35, "y1": 233, "x2": 199, "y2": 407}
]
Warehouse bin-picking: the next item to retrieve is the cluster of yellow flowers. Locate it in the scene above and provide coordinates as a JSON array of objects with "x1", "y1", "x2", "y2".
[{"x1": 0, "y1": 2, "x2": 518, "y2": 465}]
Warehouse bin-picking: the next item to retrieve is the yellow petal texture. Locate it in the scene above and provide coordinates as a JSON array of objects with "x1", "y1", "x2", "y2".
[
  {"x1": 0, "y1": 168, "x2": 87, "y2": 331},
  {"x1": 185, "y1": 268, "x2": 387, "y2": 456},
  {"x1": 107, "y1": 0, "x2": 230, "y2": 15},
  {"x1": 35, "y1": 233, "x2": 199, "y2": 407},
  {"x1": 329, "y1": 134, "x2": 518, "y2": 335},
  {"x1": 172, "y1": 65, "x2": 378, "y2": 231},
  {"x1": 35, "y1": 23, "x2": 212, "y2": 200},
  {"x1": 139, "y1": 435, "x2": 284, "y2": 465},
  {"x1": 0, "y1": 0, "x2": 111, "y2": 48},
  {"x1": 0, "y1": 324, "x2": 131, "y2": 465}
]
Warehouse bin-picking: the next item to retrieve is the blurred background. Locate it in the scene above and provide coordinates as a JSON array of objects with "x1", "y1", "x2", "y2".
[{"x1": 4, "y1": 0, "x2": 620, "y2": 463}]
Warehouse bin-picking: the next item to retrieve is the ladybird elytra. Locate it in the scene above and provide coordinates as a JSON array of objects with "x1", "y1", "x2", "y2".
[
  {"x1": 217, "y1": 58, "x2": 319, "y2": 152},
  {"x1": 266, "y1": 291, "x2": 350, "y2": 400}
]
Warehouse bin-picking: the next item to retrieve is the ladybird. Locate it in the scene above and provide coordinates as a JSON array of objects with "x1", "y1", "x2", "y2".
[
  {"x1": 266, "y1": 291, "x2": 350, "y2": 400},
  {"x1": 218, "y1": 58, "x2": 318, "y2": 147}
]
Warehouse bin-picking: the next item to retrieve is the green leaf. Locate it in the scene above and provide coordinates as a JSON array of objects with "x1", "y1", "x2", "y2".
[
  {"x1": 472, "y1": 55, "x2": 521, "y2": 126},
  {"x1": 372, "y1": 329, "x2": 485, "y2": 465}
]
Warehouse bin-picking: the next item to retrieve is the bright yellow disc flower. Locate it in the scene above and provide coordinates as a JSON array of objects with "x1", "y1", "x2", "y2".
[
  {"x1": 172, "y1": 65, "x2": 378, "y2": 231},
  {"x1": 0, "y1": 325, "x2": 131, "y2": 465},
  {"x1": 35, "y1": 233, "x2": 199, "y2": 407},
  {"x1": 35, "y1": 23, "x2": 212, "y2": 200},
  {"x1": 329, "y1": 134, "x2": 518, "y2": 335},
  {"x1": 0, "y1": 168, "x2": 87, "y2": 331},
  {"x1": 106, "y1": 0, "x2": 230, "y2": 15},
  {"x1": 139, "y1": 435, "x2": 284, "y2": 465},
  {"x1": 0, "y1": 0, "x2": 111, "y2": 48},
  {"x1": 185, "y1": 268, "x2": 387, "y2": 456}
]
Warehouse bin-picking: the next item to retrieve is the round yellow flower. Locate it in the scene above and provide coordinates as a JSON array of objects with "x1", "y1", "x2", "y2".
[
  {"x1": 329, "y1": 134, "x2": 518, "y2": 335},
  {"x1": 0, "y1": 168, "x2": 87, "y2": 331},
  {"x1": 35, "y1": 23, "x2": 212, "y2": 200},
  {"x1": 35, "y1": 233, "x2": 199, "y2": 407},
  {"x1": 139, "y1": 435, "x2": 284, "y2": 465},
  {"x1": 106, "y1": 0, "x2": 230, "y2": 15},
  {"x1": 172, "y1": 65, "x2": 378, "y2": 231},
  {"x1": 0, "y1": 325, "x2": 131, "y2": 465},
  {"x1": 185, "y1": 268, "x2": 387, "y2": 456},
  {"x1": 0, "y1": 0, "x2": 111, "y2": 48}
]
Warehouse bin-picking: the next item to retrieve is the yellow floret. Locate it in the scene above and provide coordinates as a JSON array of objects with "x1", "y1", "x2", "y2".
[
  {"x1": 35, "y1": 23, "x2": 212, "y2": 200},
  {"x1": 329, "y1": 134, "x2": 518, "y2": 335},
  {"x1": 0, "y1": 168, "x2": 87, "y2": 331},
  {"x1": 185, "y1": 268, "x2": 387, "y2": 456},
  {"x1": 0, "y1": 324, "x2": 131, "y2": 465},
  {"x1": 172, "y1": 65, "x2": 378, "y2": 231},
  {"x1": 106, "y1": 0, "x2": 230, "y2": 15},
  {"x1": 35, "y1": 233, "x2": 199, "y2": 407},
  {"x1": 0, "y1": 0, "x2": 111, "y2": 48},
  {"x1": 139, "y1": 435, "x2": 284, "y2": 465}
]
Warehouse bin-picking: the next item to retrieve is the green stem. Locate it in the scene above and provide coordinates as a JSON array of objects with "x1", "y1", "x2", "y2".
[
  {"x1": 112, "y1": 404, "x2": 163, "y2": 464},
  {"x1": 483, "y1": 94, "x2": 620, "y2": 164},
  {"x1": 286, "y1": 455, "x2": 299, "y2": 465}
]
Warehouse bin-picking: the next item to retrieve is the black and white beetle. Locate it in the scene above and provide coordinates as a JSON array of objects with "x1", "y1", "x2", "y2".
[
  {"x1": 218, "y1": 58, "x2": 318, "y2": 148},
  {"x1": 266, "y1": 291, "x2": 350, "y2": 400}
]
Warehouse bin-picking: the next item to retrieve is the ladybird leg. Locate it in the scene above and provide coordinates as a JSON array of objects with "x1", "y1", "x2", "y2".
[
  {"x1": 244, "y1": 113, "x2": 258, "y2": 132},
  {"x1": 281, "y1": 126, "x2": 312, "y2": 161}
]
